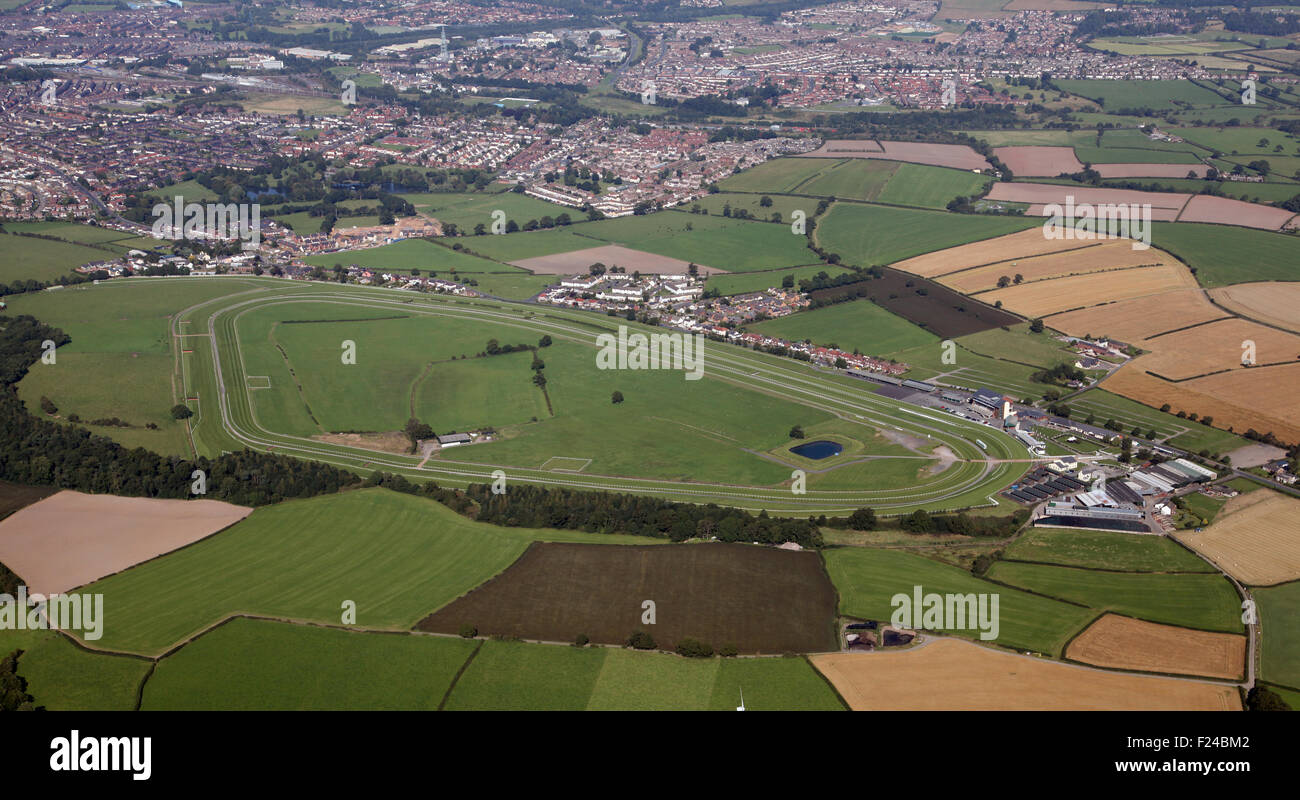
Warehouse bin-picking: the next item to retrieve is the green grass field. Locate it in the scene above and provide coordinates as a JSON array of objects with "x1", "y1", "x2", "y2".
[
  {"x1": 876, "y1": 163, "x2": 992, "y2": 209},
  {"x1": 142, "y1": 617, "x2": 477, "y2": 710},
  {"x1": 816, "y1": 202, "x2": 1036, "y2": 267},
  {"x1": 705, "y1": 264, "x2": 855, "y2": 296},
  {"x1": 397, "y1": 190, "x2": 574, "y2": 232},
  {"x1": 719, "y1": 157, "x2": 852, "y2": 194},
  {"x1": 443, "y1": 639, "x2": 844, "y2": 710},
  {"x1": 0, "y1": 232, "x2": 123, "y2": 283},
  {"x1": 0, "y1": 629, "x2": 150, "y2": 710},
  {"x1": 1056, "y1": 79, "x2": 1235, "y2": 111},
  {"x1": 985, "y1": 561, "x2": 1243, "y2": 633},
  {"x1": 747, "y1": 299, "x2": 938, "y2": 357},
  {"x1": 303, "y1": 238, "x2": 519, "y2": 274},
  {"x1": 1151, "y1": 223, "x2": 1300, "y2": 288},
  {"x1": 75, "y1": 489, "x2": 660, "y2": 656},
  {"x1": 1002, "y1": 529, "x2": 1216, "y2": 573},
  {"x1": 1257, "y1": 580, "x2": 1300, "y2": 690},
  {"x1": 823, "y1": 547, "x2": 1097, "y2": 656}
]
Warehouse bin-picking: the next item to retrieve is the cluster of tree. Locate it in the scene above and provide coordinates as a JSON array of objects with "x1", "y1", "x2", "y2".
[
  {"x1": 483, "y1": 338, "x2": 536, "y2": 357},
  {"x1": 0, "y1": 650, "x2": 36, "y2": 712},
  {"x1": 1246, "y1": 686, "x2": 1292, "y2": 711},
  {"x1": 898, "y1": 508, "x2": 1030, "y2": 536},
  {"x1": 1030, "y1": 362, "x2": 1086, "y2": 386},
  {"x1": 0, "y1": 271, "x2": 105, "y2": 301},
  {"x1": 798, "y1": 267, "x2": 877, "y2": 296},
  {"x1": 462, "y1": 483, "x2": 824, "y2": 547}
]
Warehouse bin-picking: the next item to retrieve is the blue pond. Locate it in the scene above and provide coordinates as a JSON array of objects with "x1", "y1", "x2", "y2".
[{"x1": 790, "y1": 440, "x2": 843, "y2": 460}]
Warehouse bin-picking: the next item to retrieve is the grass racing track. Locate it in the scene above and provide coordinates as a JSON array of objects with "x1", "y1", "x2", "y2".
[{"x1": 170, "y1": 277, "x2": 1028, "y2": 514}]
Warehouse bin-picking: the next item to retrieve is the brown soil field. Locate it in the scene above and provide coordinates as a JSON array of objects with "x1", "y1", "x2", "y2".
[
  {"x1": 0, "y1": 490, "x2": 252, "y2": 596},
  {"x1": 1025, "y1": 203, "x2": 1183, "y2": 221},
  {"x1": 1173, "y1": 490, "x2": 1300, "y2": 586},
  {"x1": 893, "y1": 228, "x2": 1095, "y2": 278},
  {"x1": 1045, "y1": 287, "x2": 1227, "y2": 342},
  {"x1": 811, "y1": 638, "x2": 1240, "y2": 710},
  {"x1": 1139, "y1": 317, "x2": 1300, "y2": 379},
  {"x1": 946, "y1": 240, "x2": 1178, "y2": 294},
  {"x1": 1177, "y1": 195, "x2": 1294, "y2": 231},
  {"x1": 801, "y1": 140, "x2": 989, "y2": 171},
  {"x1": 1209, "y1": 282, "x2": 1300, "y2": 333},
  {"x1": 981, "y1": 263, "x2": 1198, "y2": 318},
  {"x1": 1004, "y1": 0, "x2": 1105, "y2": 9},
  {"x1": 510, "y1": 244, "x2": 723, "y2": 275},
  {"x1": 1104, "y1": 365, "x2": 1300, "y2": 444},
  {"x1": 987, "y1": 182, "x2": 1190, "y2": 210},
  {"x1": 1066, "y1": 614, "x2": 1246, "y2": 680},
  {"x1": 415, "y1": 541, "x2": 839, "y2": 654},
  {"x1": 1096, "y1": 164, "x2": 1211, "y2": 179},
  {"x1": 993, "y1": 146, "x2": 1083, "y2": 177}
]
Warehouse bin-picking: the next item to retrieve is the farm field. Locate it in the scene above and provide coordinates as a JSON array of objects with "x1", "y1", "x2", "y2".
[
  {"x1": 1209, "y1": 282, "x2": 1300, "y2": 333},
  {"x1": 1173, "y1": 489, "x2": 1300, "y2": 587},
  {"x1": 823, "y1": 547, "x2": 1096, "y2": 656},
  {"x1": 303, "y1": 238, "x2": 516, "y2": 274},
  {"x1": 984, "y1": 561, "x2": 1244, "y2": 633},
  {"x1": 1138, "y1": 317, "x2": 1300, "y2": 379},
  {"x1": 719, "y1": 156, "x2": 857, "y2": 194},
  {"x1": 72, "y1": 489, "x2": 659, "y2": 656},
  {"x1": 0, "y1": 491, "x2": 250, "y2": 596},
  {"x1": 772, "y1": 158, "x2": 898, "y2": 202},
  {"x1": 818, "y1": 202, "x2": 1036, "y2": 267},
  {"x1": 1255, "y1": 580, "x2": 1300, "y2": 690},
  {"x1": 688, "y1": 192, "x2": 818, "y2": 222},
  {"x1": 946, "y1": 240, "x2": 1179, "y2": 295},
  {"x1": 993, "y1": 145, "x2": 1083, "y2": 177},
  {"x1": 397, "y1": 190, "x2": 574, "y2": 232},
  {"x1": 1002, "y1": 528, "x2": 1217, "y2": 573},
  {"x1": 746, "y1": 299, "x2": 939, "y2": 357},
  {"x1": 0, "y1": 232, "x2": 124, "y2": 283},
  {"x1": 1151, "y1": 222, "x2": 1300, "y2": 286},
  {"x1": 981, "y1": 263, "x2": 1198, "y2": 318},
  {"x1": 468, "y1": 272, "x2": 555, "y2": 300},
  {"x1": 1056, "y1": 80, "x2": 1234, "y2": 112},
  {"x1": 706, "y1": 263, "x2": 854, "y2": 296},
  {"x1": 874, "y1": 162, "x2": 992, "y2": 209},
  {"x1": 417, "y1": 542, "x2": 839, "y2": 654},
  {"x1": 811, "y1": 638, "x2": 1240, "y2": 710},
  {"x1": 142, "y1": 618, "x2": 477, "y2": 710},
  {"x1": 443, "y1": 639, "x2": 845, "y2": 711},
  {"x1": 800, "y1": 140, "x2": 991, "y2": 171},
  {"x1": 893, "y1": 227, "x2": 1095, "y2": 278},
  {"x1": 0, "y1": 480, "x2": 56, "y2": 524},
  {"x1": 0, "y1": 629, "x2": 150, "y2": 711},
  {"x1": 511, "y1": 243, "x2": 714, "y2": 275},
  {"x1": 1066, "y1": 614, "x2": 1245, "y2": 680},
  {"x1": 1044, "y1": 287, "x2": 1226, "y2": 343}
]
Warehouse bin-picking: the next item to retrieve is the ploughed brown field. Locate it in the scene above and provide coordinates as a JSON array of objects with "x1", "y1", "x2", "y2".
[
  {"x1": 1174, "y1": 489, "x2": 1300, "y2": 586},
  {"x1": 415, "y1": 541, "x2": 839, "y2": 654},
  {"x1": 0, "y1": 490, "x2": 252, "y2": 596},
  {"x1": 811, "y1": 638, "x2": 1241, "y2": 710},
  {"x1": 509, "y1": 244, "x2": 724, "y2": 276},
  {"x1": 812, "y1": 268, "x2": 1020, "y2": 339},
  {"x1": 986, "y1": 182, "x2": 1293, "y2": 230},
  {"x1": 1209, "y1": 282, "x2": 1300, "y2": 334},
  {"x1": 1065, "y1": 614, "x2": 1247, "y2": 680},
  {"x1": 992, "y1": 146, "x2": 1083, "y2": 177}
]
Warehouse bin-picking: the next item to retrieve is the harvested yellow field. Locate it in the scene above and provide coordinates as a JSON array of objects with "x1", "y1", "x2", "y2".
[
  {"x1": 981, "y1": 263, "x2": 1198, "y2": 318},
  {"x1": 1174, "y1": 490, "x2": 1300, "y2": 586},
  {"x1": 1045, "y1": 288, "x2": 1226, "y2": 342},
  {"x1": 947, "y1": 241, "x2": 1178, "y2": 294},
  {"x1": 811, "y1": 638, "x2": 1240, "y2": 710},
  {"x1": 1209, "y1": 282, "x2": 1300, "y2": 333},
  {"x1": 1140, "y1": 318, "x2": 1300, "y2": 380},
  {"x1": 892, "y1": 228, "x2": 1094, "y2": 278},
  {"x1": 1104, "y1": 365, "x2": 1300, "y2": 444},
  {"x1": 1066, "y1": 614, "x2": 1246, "y2": 680}
]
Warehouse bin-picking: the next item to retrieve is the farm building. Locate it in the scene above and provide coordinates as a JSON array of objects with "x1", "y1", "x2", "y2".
[{"x1": 437, "y1": 433, "x2": 472, "y2": 447}]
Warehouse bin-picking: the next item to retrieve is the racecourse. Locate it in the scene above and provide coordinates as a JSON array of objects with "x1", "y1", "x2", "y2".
[{"x1": 161, "y1": 277, "x2": 1029, "y2": 514}]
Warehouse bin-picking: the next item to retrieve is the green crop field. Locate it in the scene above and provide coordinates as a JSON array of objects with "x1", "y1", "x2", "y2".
[
  {"x1": 567, "y1": 211, "x2": 816, "y2": 272},
  {"x1": 1256, "y1": 580, "x2": 1300, "y2": 690},
  {"x1": 468, "y1": 272, "x2": 555, "y2": 300},
  {"x1": 688, "y1": 193, "x2": 820, "y2": 223},
  {"x1": 142, "y1": 618, "x2": 477, "y2": 710},
  {"x1": 705, "y1": 264, "x2": 855, "y2": 296},
  {"x1": 876, "y1": 163, "x2": 992, "y2": 209},
  {"x1": 823, "y1": 547, "x2": 1097, "y2": 656},
  {"x1": 1056, "y1": 79, "x2": 1235, "y2": 111},
  {"x1": 1002, "y1": 528, "x2": 1217, "y2": 573},
  {"x1": 719, "y1": 157, "x2": 848, "y2": 194},
  {"x1": 0, "y1": 629, "x2": 150, "y2": 711},
  {"x1": 303, "y1": 238, "x2": 519, "y2": 274},
  {"x1": 442, "y1": 639, "x2": 844, "y2": 710},
  {"x1": 1151, "y1": 223, "x2": 1300, "y2": 287},
  {"x1": 747, "y1": 299, "x2": 938, "y2": 357},
  {"x1": 816, "y1": 202, "x2": 1036, "y2": 267},
  {"x1": 0, "y1": 233, "x2": 122, "y2": 283},
  {"x1": 985, "y1": 561, "x2": 1243, "y2": 633},
  {"x1": 788, "y1": 159, "x2": 899, "y2": 202},
  {"x1": 74, "y1": 489, "x2": 660, "y2": 656},
  {"x1": 397, "y1": 190, "x2": 574, "y2": 232}
]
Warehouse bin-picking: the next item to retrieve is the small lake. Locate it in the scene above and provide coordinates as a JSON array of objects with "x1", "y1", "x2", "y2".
[{"x1": 790, "y1": 440, "x2": 843, "y2": 460}]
